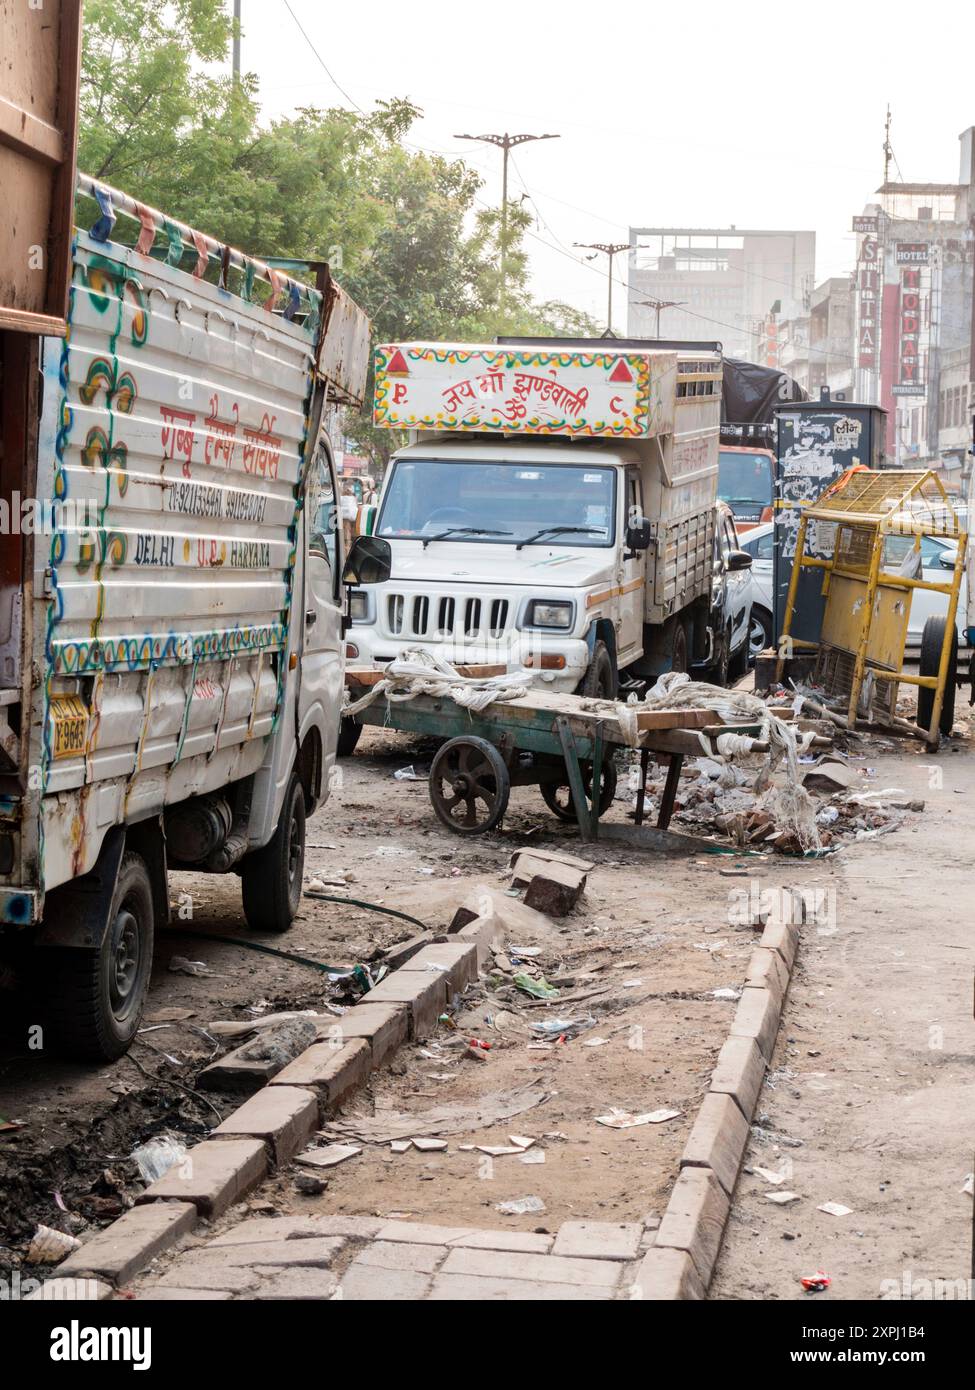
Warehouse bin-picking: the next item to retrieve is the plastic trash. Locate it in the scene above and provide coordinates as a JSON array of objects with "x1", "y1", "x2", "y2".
[
  {"x1": 168, "y1": 956, "x2": 214, "y2": 977},
  {"x1": 131, "y1": 1133, "x2": 188, "y2": 1184},
  {"x1": 801, "y1": 1270, "x2": 832, "y2": 1293},
  {"x1": 27, "y1": 1225, "x2": 81, "y2": 1264},
  {"x1": 495, "y1": 1195, "x2": 546, "y2": 1216},
  {"x1": 513, "y1": 972, "x2": 559, "y2": 1000},
  {"x1": 393, "y1": 766, "x2": 423, "y2": 781}
]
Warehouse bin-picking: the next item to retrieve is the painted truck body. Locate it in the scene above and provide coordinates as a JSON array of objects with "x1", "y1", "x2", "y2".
[
  {"x1": 0, "y1": 176, "x2": 378, "y2": 1059},
  {"x1": 349, "y1": 342, "x2": 729, "y2": 694}
]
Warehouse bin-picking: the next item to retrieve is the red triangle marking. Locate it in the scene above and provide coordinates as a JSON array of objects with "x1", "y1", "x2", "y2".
[
  {"x1": 608, "y1": 358, "x2": 633, "y2": 384},
  {"x1": 386, "y1": 348, "x2": 410, "y2": 376}
]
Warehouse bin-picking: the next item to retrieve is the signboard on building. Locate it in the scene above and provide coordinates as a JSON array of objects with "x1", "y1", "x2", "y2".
[
  {"x1": 895, "y1": 243, "x2": 930, "y2": 265},
  {"x1": 852, "y1": 215, "x2": 880, "y2": 233},
  {"x1": 896, "y1": 267, "x2": 925, "y2": 394},
  {"x1": 855, "y1": 239, "x2": 880, "y2": 368}
]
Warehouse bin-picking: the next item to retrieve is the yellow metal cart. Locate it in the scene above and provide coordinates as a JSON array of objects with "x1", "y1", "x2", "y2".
[{"x1": 776, "y1": 470, "x2": 967, "y2": 746}]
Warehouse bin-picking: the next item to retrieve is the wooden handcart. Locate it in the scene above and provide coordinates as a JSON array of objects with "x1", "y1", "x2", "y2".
[{"x1": 344, "y1": 670, "x2": 777, "y2": 842}]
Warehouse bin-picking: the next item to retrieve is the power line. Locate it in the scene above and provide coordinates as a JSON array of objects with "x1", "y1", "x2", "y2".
[{"x1": 280, "y1": 0, "x2": 367, "y2": 114}]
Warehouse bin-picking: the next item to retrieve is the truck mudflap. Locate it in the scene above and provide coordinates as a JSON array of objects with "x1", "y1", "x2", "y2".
[{"x1": 35, "y1": 826, "x2": 126, "y2": 948}]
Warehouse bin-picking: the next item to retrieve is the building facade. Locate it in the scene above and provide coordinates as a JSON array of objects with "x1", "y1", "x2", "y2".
[
  {"x1": 851, "y1": 126, "x2": 975, "y2": 486},
  {"x1": 626, "y1": 226, "x2": 816, "y2": 362}
]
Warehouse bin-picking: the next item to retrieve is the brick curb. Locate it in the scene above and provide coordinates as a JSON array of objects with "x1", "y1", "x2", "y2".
[
  {"x1": 638, "y1": 912, "x2": 801, "y2": 1299},
  {"x1": 36, "y1": 935, "x2": 481, "y2": 1297}
]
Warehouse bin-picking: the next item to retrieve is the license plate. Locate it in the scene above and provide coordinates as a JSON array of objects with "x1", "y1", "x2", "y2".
[{"x1": 50, "y1": 695, "x2": 89, "y2": 760}]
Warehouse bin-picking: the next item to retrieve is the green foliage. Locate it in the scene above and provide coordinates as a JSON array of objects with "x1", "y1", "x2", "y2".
[{"x1": 78, "y1": 0, "x2": 598, "y2": 472}]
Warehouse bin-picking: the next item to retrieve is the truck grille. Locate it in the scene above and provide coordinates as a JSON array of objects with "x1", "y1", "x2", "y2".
[{"x1": 384, "y1": 592, "x2": 513, "y2": 642}]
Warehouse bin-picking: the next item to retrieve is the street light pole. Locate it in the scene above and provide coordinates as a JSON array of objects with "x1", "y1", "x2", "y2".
[
  {"x1": 635, "y1": 297, "x2": 686, "y2": 337},
  {"x1": 575, "y1": 242, "x2": 630, "y2": 336},
  {"x1": 454, "y1": 132, "x2": 560, "y2": 310},
  {"x1": 232, "y1": 0, "x2": 241, "y2": 82}
]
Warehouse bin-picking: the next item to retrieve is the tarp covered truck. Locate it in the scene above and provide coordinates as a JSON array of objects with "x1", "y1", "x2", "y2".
[
  {"x1": 343, "y1": 340, "x2": 739, "y2": 740},
  {"x1": 0, "y1": 175, "x2": 387, "y2": 1059}
]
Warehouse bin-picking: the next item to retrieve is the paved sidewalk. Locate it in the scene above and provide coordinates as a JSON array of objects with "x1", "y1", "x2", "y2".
[{"x1": 130, "y1": 1213, "x2": 650, "y2": 1300}]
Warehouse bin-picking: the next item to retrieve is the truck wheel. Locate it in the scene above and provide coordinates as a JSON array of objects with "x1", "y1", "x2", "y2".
[
  {"x1": 337, "y1": 717, "x2": 362, "y2": 757},
  {"x1": 916, "y1": 616, "x2": 957, "y2": 738},
  {"x1": 242, "y1": 774, "x2": 306, "y2": 933},
  {"x1": 45, "y1": 852, "x2": 154, "y2": 1061},
  {"x1": 540, "y1": 759, "x2": 618, "y2": 822},
  {"x1": 669, "y1": 619, "x2": 689, "y2": 675},
  {"x1": 429, "y1": 736, "x2": 510, "y2": 834},
  {"x1": 579, "y1": 640, "x2": 617, "y2": 699}
]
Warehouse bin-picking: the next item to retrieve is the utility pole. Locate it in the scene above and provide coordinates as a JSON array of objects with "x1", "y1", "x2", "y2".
[
  {"x1": 575, "y1": 242, "x2": 629, "y2": 336},
  {"x1": 454, "y1": 132, "x2": 560, "y2": 311},
  {"x1": 635, "y1": 297, "x2": 686, "y2": 337},
  {"x1": 232, "y1": 0, "x2": 241, "y2": 82}
]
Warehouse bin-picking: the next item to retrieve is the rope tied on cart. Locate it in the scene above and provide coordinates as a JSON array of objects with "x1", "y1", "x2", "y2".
[{"x1": 343, "y1": 649, "x2": 541, "y2": 719}]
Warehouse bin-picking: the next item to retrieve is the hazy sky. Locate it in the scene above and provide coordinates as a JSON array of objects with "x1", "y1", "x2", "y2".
[{"x1": 240, "y1": 0, "x2": 974, "y2": 333}]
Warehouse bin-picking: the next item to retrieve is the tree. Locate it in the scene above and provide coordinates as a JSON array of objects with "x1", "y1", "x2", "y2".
[{"x1": 77, "y1": 0, "x2": 598, "y2": 478}]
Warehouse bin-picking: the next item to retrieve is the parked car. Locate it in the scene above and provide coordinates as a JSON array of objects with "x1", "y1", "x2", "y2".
[
  {"x1": 692, "y1": 502, "x2": 754, "y2": 683},
  {"x1": 738, "y1": 522, "x2": 775, "y2": 660},
  {"x1": 881, "y1": 531, "x2": 967, "y2": 656}
]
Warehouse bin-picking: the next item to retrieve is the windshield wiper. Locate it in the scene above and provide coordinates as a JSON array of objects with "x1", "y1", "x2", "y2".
[
  {"x1": 421, "y1": 526, "x2": 513, "y2": 550},
  {"x1": 516, "y1": 525, "x2": 603, "y2": 551}
]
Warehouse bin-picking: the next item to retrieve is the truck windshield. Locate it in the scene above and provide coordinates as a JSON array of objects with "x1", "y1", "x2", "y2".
[
  {"x1": 377, "y1": 459, "x2": 616, "y2": 547},
  {"x1": 718, "y1": 450, "x2": 774, "y2": 520}
]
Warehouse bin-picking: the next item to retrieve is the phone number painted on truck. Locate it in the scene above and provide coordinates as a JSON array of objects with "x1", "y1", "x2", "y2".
[{"x1": 374, "y1": 343, "x2": 659, "y2": 439}]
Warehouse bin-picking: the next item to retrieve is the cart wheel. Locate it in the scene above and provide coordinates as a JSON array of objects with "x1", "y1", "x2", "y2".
[
  {"x1": 540, "y1": 759, "x2": 618, "y2": 823},
  {"x1": 429, "y1": 736, "x2": 510, "y2": 834}
]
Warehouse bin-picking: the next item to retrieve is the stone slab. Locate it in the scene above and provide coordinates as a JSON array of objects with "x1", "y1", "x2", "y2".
[
  {"x1": 211, "y1": 1085, "x2": 320, "y2": 1164},
  {"x1": 654, "y1": 1166, "x2": 730, "y2": 1289},
  {"x1": 136, "y1": 1139, "x2": 267, "y2": 1220},
  {"x1": 709, "y1": 1035, "x2": 766, "y2": 1120},
  {"x1": 632, "y1": 1247, "x2": 706, "y2": 1301},
  {"x1": 441, "y1": 1247, "x2": 622, "y2": 1289},
  {"x1": 358, "y1": 972, "x2": 446, "y2": 1039},
  {"x1": 729, "y1": 985, "x2": 780, "y2": 1061},
  {"x1": 551, "y1": 1220, "x2": 643, "y2": 1262},
  {"x1": 270, "y1": 1039, "x2": 371, "y2": 1108},
  {"x1": 55, "y1": 1201, "x2": 197, "y2": 1284},
  {"x1": 320, "y1": 1002, "x2": 408, "y2": 1067},
  {"x1": 680, "y1": 1090, "x2": 750, "y2": 1198}
]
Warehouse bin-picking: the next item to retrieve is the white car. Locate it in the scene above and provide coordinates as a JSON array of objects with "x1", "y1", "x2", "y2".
[
  {"x1": 738, "y1": 523, "x2": 775, "y2": 660},
  {"x1": 739, "y1": 521, "x2": 968, "y2": 660}
]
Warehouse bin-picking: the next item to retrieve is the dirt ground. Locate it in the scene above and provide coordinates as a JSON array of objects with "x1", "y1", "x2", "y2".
[{"x1": 2, "y1": 703, "x2": 972, "y2": 1298}]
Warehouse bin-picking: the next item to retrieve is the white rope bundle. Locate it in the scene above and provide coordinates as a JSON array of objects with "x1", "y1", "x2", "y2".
[{"x1": 344, "y1": 649, "x2": 538, "y2": 719}]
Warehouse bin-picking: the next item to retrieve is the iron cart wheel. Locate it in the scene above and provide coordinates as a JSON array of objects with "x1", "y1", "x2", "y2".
[
  {"x1": 241, "y1": 772, "x2": 306, "y2": 932},
  {"x1": 429, "y1": 735, "x2": 510, "y2": 834},
  {"x1": 539, "y1": 758, "x2": 618, "y2": 823},
  {"x1": 45, "y1": 852, "x2": 155, "y2": 1061}
]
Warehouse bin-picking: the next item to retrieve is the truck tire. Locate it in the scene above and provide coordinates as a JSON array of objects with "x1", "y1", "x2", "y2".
[
  {"x1": 916, "y1": 616, "x2": 957, "y2": 738},
  {"x1": 242, "y1": 774, "x2": 306, "y2": 933},
  {"x1": 579, "y1": 640, "x2": 617, "y2": 699},
  {"x1": 337, "y1": 716, "x2": 362, "y2": 757},
  {"x1": 45, "y1": 852, "x2": 155, "y2": 1061}
]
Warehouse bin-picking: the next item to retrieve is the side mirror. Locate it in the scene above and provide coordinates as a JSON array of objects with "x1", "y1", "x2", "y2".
[
  {"x1": 625, "y1": 519, "x2": 652, "y2": 552},
  {"x1": 727, "y1": 549, "x2": 753, "y2": 572},
  {"x1": 343, "y1": 534, "x2": 392, "y2": 586},
  {"x1": 939, "y1": 551, "x2": 957, "y2": 571}
]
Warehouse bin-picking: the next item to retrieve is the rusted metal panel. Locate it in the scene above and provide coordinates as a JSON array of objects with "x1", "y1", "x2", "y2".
[
  {"x1": 0, "y1": 0, "x2": 81, "y2": 335},
  {"x1": 319, "y1": 278, "x2": 370, "y2": 406}
]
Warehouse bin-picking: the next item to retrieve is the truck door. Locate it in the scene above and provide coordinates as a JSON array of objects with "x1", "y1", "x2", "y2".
[
  {"x1": 618, "y1": 469, "x2": 646, "y2": 658},
  {"x1": 298, "y1": 440, "x2": 344, "y2": 791}
]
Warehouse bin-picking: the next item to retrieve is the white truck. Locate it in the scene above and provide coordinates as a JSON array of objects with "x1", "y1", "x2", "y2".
[
  {"x1": 344, "y1": 339, "x2": 750, "y2": 744},
  {"x1": 0, "y1": 174, "x2": 390, "y2": 1059}
]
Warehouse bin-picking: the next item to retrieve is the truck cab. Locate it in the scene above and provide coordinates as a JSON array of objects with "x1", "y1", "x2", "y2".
[{"x1": 345, "y1": 341, "x2": 744, "y2": 707}]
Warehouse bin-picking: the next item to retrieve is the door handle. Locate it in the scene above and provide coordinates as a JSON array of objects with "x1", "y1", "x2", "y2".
[{"x1": 305, "y1": 609, "x2": 317, "y2": 625}]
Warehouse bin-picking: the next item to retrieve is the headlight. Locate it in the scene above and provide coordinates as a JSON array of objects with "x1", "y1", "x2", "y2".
[
  {"x1": 528, "y1": 600, "x2": 573, "y2": 629},
  {"x1": 349, "y1": 590, "x2": 370, "y2": 622}
]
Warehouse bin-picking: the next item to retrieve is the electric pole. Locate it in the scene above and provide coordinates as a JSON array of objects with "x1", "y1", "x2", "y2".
[
  {"x1": 575, "y1": 242, "x2": 629, "y2": 336},
  {"x1": 454, "y1": 133, "x2": 560, "y2": 310},
  {"x1": 635, "y1": 297, "x2": 686, "y2": 337},
  {"x1": 232, "y1": 0, "x2": 241, "y2": 82}
]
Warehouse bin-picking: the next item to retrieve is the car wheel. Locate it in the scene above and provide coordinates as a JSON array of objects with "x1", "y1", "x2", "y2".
[{"x1": 749, "y1": 608, "x2": 773, "y2": 661}]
